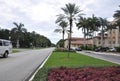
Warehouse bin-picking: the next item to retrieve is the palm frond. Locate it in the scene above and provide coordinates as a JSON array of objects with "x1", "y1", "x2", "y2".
[
  {"x1": 13, "y1": 22, "x2": 19, "y2": 27},
  {"x1": 54, "y1": 29, "x2": 62, "y2": 33},
  {"x1": 55, "y1": 14, "x2": 66, "y2": 23}
]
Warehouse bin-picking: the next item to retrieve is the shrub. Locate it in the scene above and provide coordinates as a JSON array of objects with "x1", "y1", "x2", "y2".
[
  {"x1": 80, "y1": 45, "x2": 97, "y2": 51},
  {"x1": 48, "y1": 66, "x2": 120, "y2": 81},
  {"x1": 54, "y1": 48, "x2": 76, "y2": 52},
  {"x1": 115, "y1": 47, "x2": 120, "y2": 52}
]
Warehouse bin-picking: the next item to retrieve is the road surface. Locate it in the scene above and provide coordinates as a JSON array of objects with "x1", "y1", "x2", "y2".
[
  {"x1": 77, "y1": 51, "x2": 120, "y2": 65},
  {"x1": 0, "y1": 48, "x2": 54, "y2": 81}
]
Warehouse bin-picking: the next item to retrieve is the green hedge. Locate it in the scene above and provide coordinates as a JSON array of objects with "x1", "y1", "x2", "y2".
[
  {"x1": 115, "y1": 47, "x2": 120, "y2": 52},
  {"x1": 54, "y1": 48, "x2": 76, "y2": 52}
]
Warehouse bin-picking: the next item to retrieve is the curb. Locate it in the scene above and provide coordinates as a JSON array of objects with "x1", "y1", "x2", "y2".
[{"x1": 25, "y1": 51, "x2": 52, "y2": 81}]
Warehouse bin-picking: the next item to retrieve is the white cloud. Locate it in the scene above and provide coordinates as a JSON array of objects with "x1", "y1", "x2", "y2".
[
  {"x1": 0, "y1": 0, "x2": 120, "y2": 43},
  {"x1": 26, "y1": 3, "x2": 56, "y2": 22}
]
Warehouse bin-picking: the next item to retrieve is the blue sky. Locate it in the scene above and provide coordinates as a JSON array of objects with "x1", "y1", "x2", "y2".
[{"x1": 0, "y1": 0, "x2": 120, "y2": 44}]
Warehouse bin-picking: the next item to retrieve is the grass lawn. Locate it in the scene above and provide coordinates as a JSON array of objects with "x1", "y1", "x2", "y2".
[
  {"x1": 32, "y1": 51, "x2": 119, "y2": 81},
  {"x1": 12, "y1": 49, "x2": 20, "y2": 53},
  {"x1": 44, "y1": 52, "x2": 118, "y2": 68}
]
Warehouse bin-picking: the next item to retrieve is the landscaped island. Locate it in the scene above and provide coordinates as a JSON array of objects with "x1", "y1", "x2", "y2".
[{"x1": 32, "y1": 50, "x2": 119, "y2": 81}]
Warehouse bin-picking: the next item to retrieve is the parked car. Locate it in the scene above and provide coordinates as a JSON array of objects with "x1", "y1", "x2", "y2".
[
  {"x1": 0, "y1": 39, "x2": 12, "y2": 58},
  {"x1": 95, "y1": 47, "x2": 108, "y2": 52},
  {"x1": 109, "y1": 48, "x2": 116, "y2": 52},
  {"x1": 75, "y1": 47, "x2": 82, "y2": 51}
]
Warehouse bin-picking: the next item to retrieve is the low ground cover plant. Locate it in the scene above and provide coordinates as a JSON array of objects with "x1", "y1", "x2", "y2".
[
  {"x1": 48, "y1": 66, "x2": 120, "y2": 81},
  {"x1": 33, "y1": 51, "x2": 119, "y2": 81}
]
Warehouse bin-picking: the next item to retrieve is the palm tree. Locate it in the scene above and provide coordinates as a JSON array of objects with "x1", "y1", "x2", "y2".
[
  {"x1": 113, "y1": 5, "x2": 120, "y2": 46},
  {"x1": 12, "y1": 22, "x2": 27, "y2": 48},
  {"x1": 99, "y1": 17, "x2": 108, "y2": 47},
  {"x1": 113, "y1": 5, "x2": 120, "y2": 19},
  {"x1": 88, "y1": 15, "x2": 100, "y2": 49},
  {"x1": 55, "y1": 20, "x2": 68, "y2": 40},
  {"x1": 56, "y1": 3, "x2": 83, "y2": 53},
  {"x1": 76, "y1": 17, "x2": 88, "y2": 49}
]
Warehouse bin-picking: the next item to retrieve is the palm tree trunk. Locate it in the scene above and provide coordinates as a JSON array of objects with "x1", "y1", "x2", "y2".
[
  {"x1": 16, "y1": 39, "x2": 20, "y2": 48},
  {"x1": 62, "y1": 31, "x2": 65, "y2": 40},
  {"x1": 110, "y1": 30, "x2": 112, "y2": 47},
  {"x1": 68, "y1": 19, "x2": 72, "y2": 58},
  {"x1": 83, "y1": 28, "x2": 86, "y2": 49},
  {"x1": 101, "y1": 27, "x2": 104, "y2": 47},
  {"x1": 118, "y1": 26, "x2": 120, "y2": 47},
  {"x1": 92, "y1": 32, "x2": 95, "y2": 50}
]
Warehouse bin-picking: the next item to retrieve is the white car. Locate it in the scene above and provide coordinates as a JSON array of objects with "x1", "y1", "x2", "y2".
[
  {"x1": 0, "y1": 39, "x2": 12, "y2": 58},
  {"x1": 109, "y1": 48, "x2": 116, "y2": 52}
]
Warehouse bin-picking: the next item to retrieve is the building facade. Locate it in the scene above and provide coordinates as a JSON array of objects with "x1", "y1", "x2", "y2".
[
  {"x1": 64, "y1": 37, "x2": 84, "y2": 49},
  {"x1": 64, "y1": 27, "x2": 120, "y2": 48}
]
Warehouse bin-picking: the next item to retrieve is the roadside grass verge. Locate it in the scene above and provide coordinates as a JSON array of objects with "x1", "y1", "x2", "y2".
[
  {"x1": 12, "y1": 49, "x2": 20, "y2": 53},
  {"x1": 32, "y1": 52, "x2": 119, "y2": 81},
  {"x1": 44, "y1": 52, "x2": 118, "y2": 67}
]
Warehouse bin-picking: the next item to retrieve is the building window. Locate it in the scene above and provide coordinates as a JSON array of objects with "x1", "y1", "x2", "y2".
[
  {"x1": 113, "y1": 41, "x2": 115, "y2": 44},
  {"x1": 98, "y1": 42, "x2": 100, "y2": 44},
  {"x1": 113, "y1": 31, "x2": 115, "y2": 34},
  {"x1": 109, "y1": 41, "x2": 111, "y2": 44},
  {"x1": 113, "y1": 36, "x2": 115, "y2": 39}
]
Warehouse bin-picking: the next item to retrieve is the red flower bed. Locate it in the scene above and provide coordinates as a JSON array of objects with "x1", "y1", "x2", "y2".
[{"x1": 48, "y1": 66, "x2": 120, "y2": 81}]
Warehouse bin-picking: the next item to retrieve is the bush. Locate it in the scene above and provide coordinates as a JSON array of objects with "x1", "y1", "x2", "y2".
[
  {"x1": 80, "y1": 45, "x2": 97, "y2": 51},
  {"x1": 115, "y1": 47, "x2": 120, "y2": 52},
  {"x1": 48, "y1": 66, "x2": 120, "y2": 81},
  {"x1": 54, "y1": 48, "x2": 76, "y2": 52}
]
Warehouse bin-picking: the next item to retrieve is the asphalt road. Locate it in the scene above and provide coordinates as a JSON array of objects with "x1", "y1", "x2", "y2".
[
  {"x1": 77, "y1": 51, "x2": 120, "y2": 65},
  {"x1": 0, "y1": 48, "x2": 54, "y2": 81}
]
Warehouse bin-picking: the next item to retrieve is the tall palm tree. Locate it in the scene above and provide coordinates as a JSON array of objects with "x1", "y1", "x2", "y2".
[
  {"x1": 76, "y1": 17, "x2": 88, "y2": 49},
  {"x1": 113, "y1": 5, "x2": 120, "y2": 46},
  {"x1": 88, "y1": 15, "x2": 100, "y2": 49},
  {"x1": 55, "y1": 20, "x2": 68, "y2": 40},
  {"x1": 113, "y1": 5, "x2": 120, "y2": 19},
  {"x1": 56, "y1": 3, "x2": 83, "y2": 53},
  {"x1": 12, "y1": 22, "x2": 27, "y2": 48},
  {"x1": 99, "y1": 17, "x2": 108, "y2": 47}
]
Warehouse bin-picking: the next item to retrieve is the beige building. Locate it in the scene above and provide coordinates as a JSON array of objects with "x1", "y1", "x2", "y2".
[
  {"x1": 64, "y1": 27, "x2": 120, "y2": 48},
  {"x1": 64, "y1": 37, "x2": 93, "y2": 49},
  {"x1": 64, "y1": 19, "x2": 120, "y2": 48},
  {"x1": 107, "y1": 27, "x2": 120, "y2": 48},
  {"x1": 64, "y1": 37, "x2": 84, "y2": 49}
]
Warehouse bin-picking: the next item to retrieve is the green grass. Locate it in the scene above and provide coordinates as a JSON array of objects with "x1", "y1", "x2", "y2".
[
  {"x1": 12, "y1": 49, "x2": 20, "y2": 53},
  {"x1": 44, "y1": 52, "x2": 118, "y2": 68},
  {"x1": 32, "y1": 52, "x2": 119, "y2": 81}
]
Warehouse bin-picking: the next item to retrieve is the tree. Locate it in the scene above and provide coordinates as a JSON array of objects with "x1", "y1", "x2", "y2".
[
  {"x1": 99, "y1": 17, "x2": 108, "y2": 47},
  {"x1": 11, "y1": 22, "x2": 27, "y2": 48},
  {"x1": 56, "y1": 39, "x2": 64, "y2": 47},
  {"x1": 87, "y1": 15, "x2": 100, "y2": 49},
  {"x1": 56, "y1": 3, "x2": 83, "y2": 54},
  {"x1": 0, "y1": 29, "x2": 10, "y2": 40},
  {"x1": 113, "y1": 5, "x2": 120, "y2": 19},
  {"x1": 76, "y1": 17, "x2": 88, "y2": 49},
  {"x1": 55, "y1": 20, "x2": 68, "y2": 40},
  {"x1": 113, "y1": 5, "x2": 120, "y2": 46}
]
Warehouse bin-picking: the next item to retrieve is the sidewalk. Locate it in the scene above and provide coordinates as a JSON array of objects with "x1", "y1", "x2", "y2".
[
  {"x1": 77, "y1": 51, "x2": 120, "y2": 65},
  {"x1": 89, "y1": 51, "x2": 120, "y2": 56}
]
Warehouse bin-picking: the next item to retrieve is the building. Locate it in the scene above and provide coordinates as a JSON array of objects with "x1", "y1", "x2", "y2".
[
  {"x1": 64, "y1": 37, "x2": 94, "y2": 49},
  {"x1": 107, "y1": 27, "x2": 120, "y2": 48},
  {"x1": 64, "y1": 20, "x2": 120, "y2": 48},
  {"x1": 64, "y1": 37, "x2": 84, "y2": 49},
  {"x1": 64, "y1": 27, "x2": 120, "y2": 49}
]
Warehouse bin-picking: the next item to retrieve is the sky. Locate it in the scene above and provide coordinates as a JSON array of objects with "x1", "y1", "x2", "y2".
[{"x1": 0, "y1": 0, "x2": 120, "y2": 44}]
